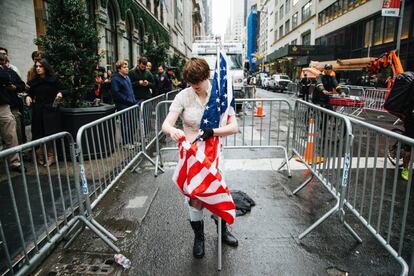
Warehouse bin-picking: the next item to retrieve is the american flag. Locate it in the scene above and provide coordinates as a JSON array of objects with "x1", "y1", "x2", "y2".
[{"x1": 172, "y1": 53, "x2": 236, "y2": 224}]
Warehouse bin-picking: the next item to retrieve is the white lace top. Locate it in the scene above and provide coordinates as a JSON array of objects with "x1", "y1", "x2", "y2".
[{"x1": 169, "y1": 84, "x2": 211, "y2": 142}]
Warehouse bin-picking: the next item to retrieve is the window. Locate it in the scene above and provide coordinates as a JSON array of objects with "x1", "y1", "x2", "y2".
[
  {"x1": 372, "y1": 16, "x2": 383, "y2": 46},
  {"x1": 146, "y1": 0, "x2": 151, "y2": 10},
  {"x1": 154, "y1": 0, "x2": 159, "y2": 18},
  {"x1": 279, "y1": 25, "x2": 284, "y2": 39},
  {"x1": 160, "y1": 2, "x2": 164, "y2": 23},
  {"x1": 124, "y1": 14, "x2": 133, "y2": 64},
  {"x1": 302, "y1": 1, "x2": 312, "y2": 22},
  {"x1": 291, "y1": 39, "x2": 297, "y2": 45},
  {"x1": 401, "y1": 4, "x2": 411, "y2": 39},
  {"x1": 175, "y1": 0, "x2": 184, "y2": 27},
  {"x1": 275, "y1": 11, "x2": 278, "y2": 25},
  {"x1": 285, "y1": 0, "x2": 291, "y2": 13},
  {"x1": 364, "y1": 20, "x2": 373, "y2": 48},
  {"x1": 105, "y1": 2, "x2": 118, "y2": 70},
  {"x1": 383, "y1": 17, "x2": 396, "y2": 44},
  {"x1": 280, "y1": 5, "x2": 284, "y2": 19},
  {"x1": 285, "y1": 19, "x2": 290, "y2": 33},
  {"x1": 302, "y1": 31, "x2": 311, "y2": 45},
  {"x1": 292, "y1": 12, "x2": 298, "y2": 29},
  {"x1": 274, "y1": 29, "x2": 278, "y2": 41}
]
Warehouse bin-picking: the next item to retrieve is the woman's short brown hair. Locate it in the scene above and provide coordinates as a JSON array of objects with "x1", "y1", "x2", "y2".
[
  {"x1": 115, "y1": 59, "x2": 128, "y2": 71},
  {"x1": 183, "y1": 57, "x2": 210, "y2": 84}
]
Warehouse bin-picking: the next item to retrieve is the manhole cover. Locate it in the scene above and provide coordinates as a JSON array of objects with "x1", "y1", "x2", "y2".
[{"x1": 47, "y1": 255, "x2": 124, "y2": 275}]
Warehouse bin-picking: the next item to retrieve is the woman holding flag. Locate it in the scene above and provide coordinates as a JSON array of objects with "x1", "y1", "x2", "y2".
[{"x1": 162, "y1": 57, "x2": 239, "y2": 259}]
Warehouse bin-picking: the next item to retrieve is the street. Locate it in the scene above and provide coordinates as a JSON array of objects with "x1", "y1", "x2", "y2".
[{"x1": 32, "y1": 88, "x2": 408, "y2": 275}]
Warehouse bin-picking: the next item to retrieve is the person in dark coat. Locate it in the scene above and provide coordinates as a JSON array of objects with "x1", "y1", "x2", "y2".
[
  {"x1": 300, "y1": 73, "x2": 311, "y2": 102},
  {"x1": 26, "y1": 59, "x2": 69, "y2": 166},
  {"x1": 313, "y1": 64, "x2": 344, "y2": 109},
  {"x1": 111, "y1": 59, "x2": 139, "y2": 145},
  {"x1": 128, "y1": 57, "x2": 154, "y2": 100},
  {"x1": 154, "y1": 65, "x2": 172, "y2": 96}
]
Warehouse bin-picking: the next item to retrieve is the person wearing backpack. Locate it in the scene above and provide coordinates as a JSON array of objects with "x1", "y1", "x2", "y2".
[{"x1": 384, "y1": 71, "x2": 414, "y2": 180}]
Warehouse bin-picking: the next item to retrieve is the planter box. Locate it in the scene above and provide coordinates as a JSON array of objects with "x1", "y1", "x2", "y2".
[{"x1": 61, "y1": 104, "x2": 116, "y2": 159}]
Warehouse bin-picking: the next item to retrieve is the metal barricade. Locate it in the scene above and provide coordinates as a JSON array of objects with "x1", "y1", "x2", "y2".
[
  {"x1": 0, "y1": 132, "x2": 118, "y2": 276},
  {"x1": 76, "y1": 104, "x2": 142, "y2": 209},
  {"x1": 362, "y1": 87, "x2": 388, "y2": 112},
  {"x1": 165, "y1": 89, "x2": 181, "y2": 100},
  {"x1": 283, "y1": 100, "x2": 361, "y2": 242},
  {"x1": 344, "y1": 117, "x2": 414, "y2": 276},
  {"x1": 153, "y1": 98, "x2": 292, "y2": 177}
]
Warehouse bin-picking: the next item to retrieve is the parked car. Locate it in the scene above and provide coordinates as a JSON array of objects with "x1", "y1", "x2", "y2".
[
  {"x1": 268, "y1": 74, "x2": 292, "y2": 92},
  {"x1": 261, "y1": 77, "x2": 271, "y2": 89}
]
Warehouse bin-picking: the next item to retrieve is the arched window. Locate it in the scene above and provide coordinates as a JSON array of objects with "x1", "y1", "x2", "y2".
[
  {"x1": 86, "y1": 0, "x2": 96, "y2": 22},
  {"x1": 125, "y1": 13, "x2": 134, "y2": 65},
  {"x1": 138, "y1": 20, "x2": 145, "y2": 55},
  {"x1": 105, "y1": 1, "x2": 118, "y2": 70}
]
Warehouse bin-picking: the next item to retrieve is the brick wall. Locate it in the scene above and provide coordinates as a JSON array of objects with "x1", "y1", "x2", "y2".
[{"x1": 0, "y1": 0, "x2": 37, "y2": 81}]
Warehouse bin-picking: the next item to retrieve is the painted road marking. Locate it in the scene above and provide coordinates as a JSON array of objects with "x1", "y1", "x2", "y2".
[{"x1": 158, "y1": 157, "x2": 397, "y2": 171}]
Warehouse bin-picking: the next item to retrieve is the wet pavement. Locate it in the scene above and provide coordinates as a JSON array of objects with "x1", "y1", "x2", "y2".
[
  {"x1": 34, "y1": 147, "x2": 401, "y2": 275},
  {"x1": 25, "y1": 89, "x2": 411, "y2": 275}
]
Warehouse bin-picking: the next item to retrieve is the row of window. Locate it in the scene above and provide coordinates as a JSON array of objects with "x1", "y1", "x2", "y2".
[
  {"x1": 315, "y1": 4, "x2": 413, "y2": 51},
  {"x1": 317, "y1": 0, "x2": 368, "y2": 27},
  {"x1": 274, "y1": 1, "x2": 312, "y2": 42}
]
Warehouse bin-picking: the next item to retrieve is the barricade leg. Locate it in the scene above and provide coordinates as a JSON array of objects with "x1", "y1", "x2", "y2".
[
  {"x1": 292, "y1": 175, "x2": 313, "y2": 195},
  {"x1": 299, "y1": 200, "x2": 339, "y2": 240},
  {"x1": 218, "y1": 218, "x2": 222, "y2": 271}
]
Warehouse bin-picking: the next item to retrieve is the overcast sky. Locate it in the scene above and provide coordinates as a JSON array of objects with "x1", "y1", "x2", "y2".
[{"x1": 212, "y1": 0, "x2": 230, "y2": 36}]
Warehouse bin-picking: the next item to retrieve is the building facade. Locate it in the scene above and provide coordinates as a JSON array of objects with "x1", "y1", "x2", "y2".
[
  {"x1": 0, "y1": 0, "x2": 200, "y2": 77},
  {"x1": 252, "y1": 0, "x2": 414, "y2": 75},
  {"x1": 315, "y1": 0, "x2": 414, "y2": 71}
]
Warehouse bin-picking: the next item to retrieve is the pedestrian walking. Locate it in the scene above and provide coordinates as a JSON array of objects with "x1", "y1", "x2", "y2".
[
  {"x1": 129, "y1": 57, "x2": 154, "y2": 100},
  {"x1": 26, "y1": 59, "x2": 69, "y2": 166},
  {"x1": 300, "y1": 73, "x2": 311, "y2": 102},
  {"x1": 162, "y1": 57, "x2": 239, "y2": 259}
]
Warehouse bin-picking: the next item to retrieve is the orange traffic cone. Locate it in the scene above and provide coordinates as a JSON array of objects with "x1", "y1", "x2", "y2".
[
  {"x1": 295, "y1": 118, "x2": 323, "y2": 165},
  {"x1": 254, "y1": 103, "x2": 265, "y2": 117}
]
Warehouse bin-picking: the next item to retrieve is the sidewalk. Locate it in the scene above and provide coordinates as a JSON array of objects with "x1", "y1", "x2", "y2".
[{"x1": 35, "y1": 149, "x2": 400, "y2": 275}]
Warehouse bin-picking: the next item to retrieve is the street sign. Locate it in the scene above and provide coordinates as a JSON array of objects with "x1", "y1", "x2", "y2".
[{"x1": 382, "y1": 0, "x2": 401, "y2": 17}]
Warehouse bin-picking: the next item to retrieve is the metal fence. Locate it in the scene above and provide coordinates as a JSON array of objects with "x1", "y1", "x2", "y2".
[
  {"x1": 153, "y1": 98, "x2": 292, "y2": 177},
  {"x1": 76, "y1": 104, "x2": 142, "y2": 209},
  {"x1": 286, "y1": 99, "x2": 414, "y2": 276},
  {"x1": 0, "y1": 132, "x2": 118, "y2": 276},
  {"x1": 345, "y1": 116, "x2": 414, "y2": 276}
]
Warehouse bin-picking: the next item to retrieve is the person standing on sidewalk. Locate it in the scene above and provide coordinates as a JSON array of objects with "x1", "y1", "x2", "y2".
[
  {"x1": 154, "y1": 65, "x2": 172, "y2": 96},
  {"x1": 111, "y1": 59, "x2": 139, "y2": 145},
  {"x1": 0, "y1": 53, "x2": 23, "y2": 172},
  {"x1": 26, "y1": 59, "x2": 68, "y2": 166},
  {"x1": 162, "y1": 57, "x2": 239, "y2": 259},
  {"x1": 129, "y1": 57, "x2": 154, "y2": 100}
]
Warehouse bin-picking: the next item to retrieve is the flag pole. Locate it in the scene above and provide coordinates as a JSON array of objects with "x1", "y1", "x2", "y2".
[{"x1": 216, "y1": 35, "x2": 222, "y2": 272}]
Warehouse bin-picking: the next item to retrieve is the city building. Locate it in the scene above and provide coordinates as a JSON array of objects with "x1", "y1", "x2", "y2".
[
  {"x1": 315, "y1": 0, "x2": 414, "y2": 71},
  {"x1": 256, "y1": 0, "x2": 414, "y2": 76},
  {"x1": 225, "y1": 0, "x2": 245, "y2": 41},
  {"x1": 0, "y1": 0, "x2": 199, "y2": 75}
]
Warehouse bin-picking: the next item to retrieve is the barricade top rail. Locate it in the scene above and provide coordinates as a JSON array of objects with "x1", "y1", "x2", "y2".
[
  {"x1": 347, "y1": 115, "x2": 414, "y2": 146},
  {"x1": 0, "y1": 131, "x2": 74, "y2": 158},
  {"x1": 139, "y1": 93, "x2": 167, "y2": 108},
  {"x1": 76, "y1": 104, "x2": 140, "y2": 143},
  {"x1": 295, "y1": 99, "x2": 353, "y2": 133}
]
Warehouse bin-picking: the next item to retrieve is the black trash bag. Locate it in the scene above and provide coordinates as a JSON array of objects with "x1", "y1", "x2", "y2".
[
  {"x1": 211, "y1": 190, "x2": 256, "y2": 222},
  {"x1": 384, "y1": 72, "x2": 414, "y2": 119}
]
